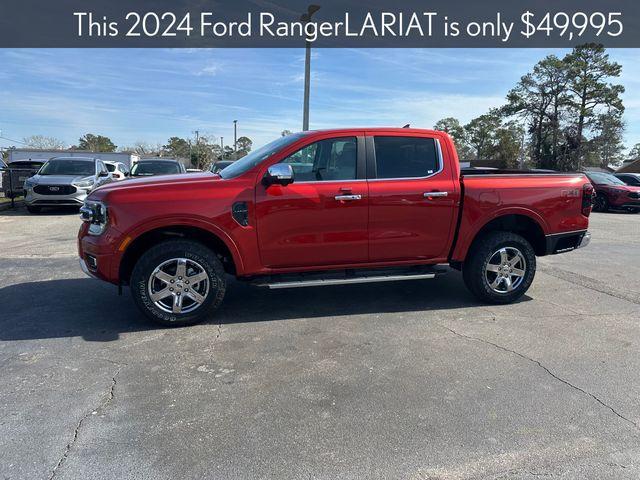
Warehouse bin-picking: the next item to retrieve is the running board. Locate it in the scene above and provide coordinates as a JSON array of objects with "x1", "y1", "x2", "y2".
[{"x1": 250, "y1": 266, "x2": 445, "y2": 289}]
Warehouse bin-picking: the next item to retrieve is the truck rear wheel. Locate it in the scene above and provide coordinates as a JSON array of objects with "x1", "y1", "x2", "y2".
[
  {"x1": 463, "y1": 231, "x2": 536, "y2": 304},
  {"x1": 130, "y1": 240, "x2": 226, "y2": 326}
]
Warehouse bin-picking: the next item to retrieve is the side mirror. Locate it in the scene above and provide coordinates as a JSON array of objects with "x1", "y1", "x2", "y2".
[
  {"x1": 263, "y1": 164, "x2": 294, "y2": 186},
  {"x1": 98, "y1": 171, "x2": 109, "y2": 178}
]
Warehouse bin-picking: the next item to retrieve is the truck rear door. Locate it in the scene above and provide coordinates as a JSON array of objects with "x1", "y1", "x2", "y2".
[{"x1": 366, "y1": 132, "x2": 458, "y2": 262}]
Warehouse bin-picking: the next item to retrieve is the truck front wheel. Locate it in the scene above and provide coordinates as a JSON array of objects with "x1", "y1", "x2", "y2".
[
  {"x1": 463, "y1": 231, "x2": 536, "y2": 304},
  {"x1": 130, "y1": 240, "x2": 226, "y2": 326}
]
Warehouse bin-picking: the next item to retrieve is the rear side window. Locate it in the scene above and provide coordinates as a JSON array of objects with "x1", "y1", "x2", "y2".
[{"x1": 374, "y1": 136, "x2": 439, "y2": 179}]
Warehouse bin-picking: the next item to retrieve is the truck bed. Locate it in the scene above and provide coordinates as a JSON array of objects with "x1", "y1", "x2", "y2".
[{"x1": 450, "y1": 170, "x2": 591, "y2": 262}]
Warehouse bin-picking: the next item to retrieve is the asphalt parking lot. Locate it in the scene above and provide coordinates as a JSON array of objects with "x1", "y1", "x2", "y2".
[{"x1": 1, "y1": 207, "x2": 639, "y2": 480}]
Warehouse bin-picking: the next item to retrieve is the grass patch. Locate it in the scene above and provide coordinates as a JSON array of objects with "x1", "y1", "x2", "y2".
[{"x1": 0, "y1": 196, "x2": 23, "y2": 204}]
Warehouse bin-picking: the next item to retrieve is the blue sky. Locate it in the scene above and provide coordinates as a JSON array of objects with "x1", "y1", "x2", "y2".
[{"x1": 1, "y1": 48, "x2": 639, "y2": 151}]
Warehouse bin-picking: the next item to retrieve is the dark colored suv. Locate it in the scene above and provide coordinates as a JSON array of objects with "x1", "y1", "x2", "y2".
[
  {"x1": 584, "y1": 171, "x2": 640, "y2": 213},
  {"x1": 130, "y1": 159, "x2": 186, "y2": 177},
  {"x1": 615, "y1": 172, "x2": 640, "y2": 187}
]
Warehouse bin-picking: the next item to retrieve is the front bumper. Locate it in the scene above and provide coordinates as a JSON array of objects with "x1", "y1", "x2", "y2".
[
  {"x1": 620, "y1": 202, "x2": 640, "y2": 210},
  {"x1": 77, "y1": 222, "x2": 123, "y2": 285},
  {"x1": 79, "y1": 258, "x2": 98, "y2": 279},
  {"x1": 545, "y1": 230, "x2": 590, "y2": 255},
  {"x1": 25, "y1": 188, "x2": 89, "y2": 206}
]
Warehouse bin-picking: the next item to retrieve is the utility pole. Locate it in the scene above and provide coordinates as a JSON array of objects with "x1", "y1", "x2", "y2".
[
  {"x1": 192, "y1": 130, "x2": 200, "y2": 169},
  {"x1": 233, "y1": 120, "x2": 238, "y2": 159},
  {"x1": 301, "y1": 5, "x2": 320, "y2": 131}
]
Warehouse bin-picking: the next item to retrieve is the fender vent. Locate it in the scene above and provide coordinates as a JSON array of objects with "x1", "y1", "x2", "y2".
[{"x1": 232, "y1": 201, "x2": 249, "y2": 226}]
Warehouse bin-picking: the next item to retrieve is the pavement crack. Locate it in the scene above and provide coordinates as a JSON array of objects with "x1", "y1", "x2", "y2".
[
  {"x1": 539, "y1": 266, "x2": 640, "y2": 306},
  {"x1": 441, "y1": 325, "x2": 640, "y2": 433},
  {"x1": 48, "y1": 363, "x2": 125, "y2": 480}
]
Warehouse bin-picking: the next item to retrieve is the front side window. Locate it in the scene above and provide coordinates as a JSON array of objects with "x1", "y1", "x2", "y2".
[
  {"x1": 374, "y1": 136, "x2": 439, "y2": 179},
  {"x1": 280, "y1": 137, "x2": 357, "y2": 182}
]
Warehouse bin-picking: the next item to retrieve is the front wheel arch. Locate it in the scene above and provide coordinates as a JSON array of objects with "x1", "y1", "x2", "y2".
[{"x1": 119, "y1": 225, "x2": 238, "y2": 285}]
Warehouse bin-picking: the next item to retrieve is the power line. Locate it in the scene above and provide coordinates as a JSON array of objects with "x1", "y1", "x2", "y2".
[{"x1": 0, "y1": 135, "x2": 28, "y2": 146}]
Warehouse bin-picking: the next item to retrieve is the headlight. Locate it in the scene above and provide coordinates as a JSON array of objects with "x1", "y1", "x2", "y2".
[
  {"x1": 74, "y1": 178, "x2": 95, "y2": 189},
  {"x1": 80, "y1": 201, "x2": 109, "y2": 235},
  {"x1": 24, "y1": 178, "x2": 36, "y2": 189}
]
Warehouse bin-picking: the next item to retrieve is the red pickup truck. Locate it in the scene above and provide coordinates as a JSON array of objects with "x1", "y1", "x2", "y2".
[{"x1": 78, "y1": 128, "x2": 593, "y2": 326}]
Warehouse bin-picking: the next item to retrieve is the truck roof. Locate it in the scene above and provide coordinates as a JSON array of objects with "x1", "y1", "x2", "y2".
[{"x1": 307, "y1": 127, "x2": 442, "y2": 135}]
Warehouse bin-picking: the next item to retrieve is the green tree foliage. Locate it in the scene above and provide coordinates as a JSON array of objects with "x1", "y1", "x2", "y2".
[
  {"x1": 505, "y1": 55, "x2": 572, "y2": 170},
  {"x1": 76, "y1": 133, "x2": 117, "y2": 152},
  {"x1": 162, "y1": 137, "x2": 191, "y2": 158},
  {"x1": 565, "y1": 44, "x2": 624, "y2": 169},
  {"x1": 588, "y1": 110, "x2": 625, "y2": 168},
  {"x1": 433, "y1": 117, "x2": 473, "y2": 159},
  {"x1": 504, "y1": 44, "x2": 624, "y2": 171},
  {"x1": 465, "y1": 112, "x2": 502, "y2": 160},
  {"x1": 235, "y1": 136, "x2": 253, "y2": 158},
  {"x1": 628, "y1": 143, "x2": 640, "y2": 162}
]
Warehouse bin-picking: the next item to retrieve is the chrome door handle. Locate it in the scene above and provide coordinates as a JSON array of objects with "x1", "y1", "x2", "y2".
[
  {"x1": 423, "y1": 191, "x2": 448, "y2": 198},
  {"x1": 335, "y1": 194, "x2": 362, "y2": 201}
]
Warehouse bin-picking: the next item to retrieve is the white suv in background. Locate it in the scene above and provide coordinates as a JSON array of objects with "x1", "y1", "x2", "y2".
[
  {"x1": 104, "y1": 161, "x2": 130, "y2": 180},
  {"x1": 23, "y1": 157, "x2": 112, "y2": 213}
]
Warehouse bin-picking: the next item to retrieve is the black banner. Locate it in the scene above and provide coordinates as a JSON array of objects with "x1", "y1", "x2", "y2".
[{"x1": 1, "y1": 0, "x2": 639, "y2": 47}]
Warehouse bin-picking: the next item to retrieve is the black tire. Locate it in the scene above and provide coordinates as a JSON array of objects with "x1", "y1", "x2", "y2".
[
  {"x1": 463, "y1": 231, "x2": 536, "y2": 304},
  {"x1": 626, "y1": 208, "x2": 639, "y2": 214},
  {"x1": 26, "y1": 205, "x2": 41, "y2": 214},
  {"x1": 130, "y1": 240, "x2": 226, "y2": 326},
  {"x1": 593, "y1": 193, "x2": 609, "y2": 212}
]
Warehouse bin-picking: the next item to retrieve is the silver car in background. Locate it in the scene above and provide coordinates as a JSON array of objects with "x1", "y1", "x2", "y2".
[{"x1": 24, "y1": 157, "x2": 112, "y2": 213}]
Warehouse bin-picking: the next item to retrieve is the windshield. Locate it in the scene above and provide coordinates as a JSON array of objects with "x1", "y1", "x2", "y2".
[
  {"x1": 39, "y1": 159, "x2": 95, "y2": 176},
  {"x1": 587, "y1": 172, "x2": 626, "y2": 186},
  {"x1": 131, "y1": 161, "x2": 181, "y2": 176},
  {"x1": 220, "y1": 133, "x2": 307, "y2": 179}
]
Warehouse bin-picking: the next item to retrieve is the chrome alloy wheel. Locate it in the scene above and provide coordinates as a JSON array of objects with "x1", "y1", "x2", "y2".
[
  {"x1": 484, "y1": 247, "x2": 526, "y2": 294},
  {"x1": 148, "y1": 258, "x2": 210, "y2": 314}
]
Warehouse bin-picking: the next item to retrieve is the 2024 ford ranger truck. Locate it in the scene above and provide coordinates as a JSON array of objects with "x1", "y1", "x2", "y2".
[{"x1": 78, "y1": 128, "x2": 593, "y2": 326}]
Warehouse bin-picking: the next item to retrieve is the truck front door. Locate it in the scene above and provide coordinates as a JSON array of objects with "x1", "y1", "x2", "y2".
[
  {"x1": 255, "y1": 134, "x2": 369, "y2": 268},
  {"x1": 366, "y1": 133, "x2": 457, "y2": 262}
]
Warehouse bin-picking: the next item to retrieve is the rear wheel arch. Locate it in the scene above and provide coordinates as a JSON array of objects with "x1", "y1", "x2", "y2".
[
  {"x1": 119, "y1": 225, "x2": 239, "y2": 285},
  {"x1": 466, "y1": 214, "x2": 547, "y2": 259}
]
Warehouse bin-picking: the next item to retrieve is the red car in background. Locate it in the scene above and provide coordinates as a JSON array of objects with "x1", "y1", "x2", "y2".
[{"x1": 584, "y1": 171, "x2": 640, "y2": 213}]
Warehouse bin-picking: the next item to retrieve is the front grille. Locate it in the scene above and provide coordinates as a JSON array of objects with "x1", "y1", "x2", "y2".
[
  {"x1": 628, "y1": 191, "x2": 640, "y2": 199},
  {"x1": 33, "y1": 184, "x2": 77, "y2": 195}
]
